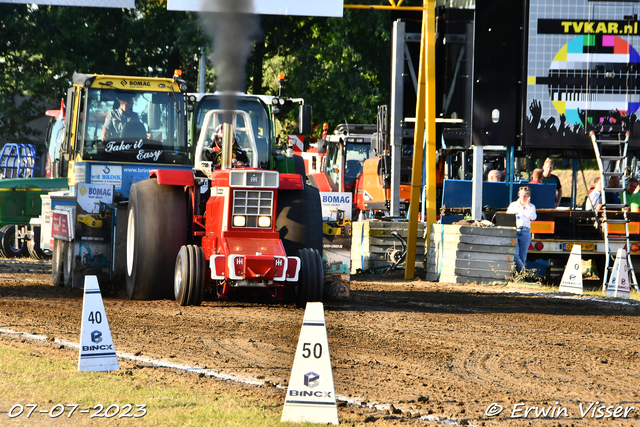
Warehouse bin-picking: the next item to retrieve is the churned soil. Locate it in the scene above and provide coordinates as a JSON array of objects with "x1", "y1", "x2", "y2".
[{"x1": 0, "y1": 257, "x2": 640, "y2": 426}]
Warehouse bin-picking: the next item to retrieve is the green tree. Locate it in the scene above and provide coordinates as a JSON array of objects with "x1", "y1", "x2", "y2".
[
  {"x1": 251, "y1": 8, "x2": 391, "y2": 136},
  {"x1": 0, "y1": 1, "x2": 205, "y2": 144}
]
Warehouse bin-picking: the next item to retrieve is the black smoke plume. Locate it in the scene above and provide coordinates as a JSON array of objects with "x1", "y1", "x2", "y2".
[{"x1": 199, "y1": 0, "x2": 260, "y2": 114}]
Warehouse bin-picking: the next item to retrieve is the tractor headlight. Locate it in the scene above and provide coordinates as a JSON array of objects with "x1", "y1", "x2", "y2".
[
  {"x1": 258, "y1": 216, "x2": 271, "y2": 228},
  {"x1": 233, "y1": 216, "x2": 246, "y2": 227}
]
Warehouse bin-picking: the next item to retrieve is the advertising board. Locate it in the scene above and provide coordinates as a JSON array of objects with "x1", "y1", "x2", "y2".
[{"x1": 525, "y1": 0, "x2": 640, "y2": 149}]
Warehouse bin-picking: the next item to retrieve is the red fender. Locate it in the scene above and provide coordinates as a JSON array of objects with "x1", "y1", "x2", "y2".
[{"x1": 149, "y1": 169, "x2": 194, "y2": 186}]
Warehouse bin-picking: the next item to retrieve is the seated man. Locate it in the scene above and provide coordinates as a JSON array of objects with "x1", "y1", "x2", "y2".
[
  {"x1": 487, "y1": 169, "x2": 502, "y2": 182},
  {"x1": 586, "y1": 177, "x2": 602, "y2": 211},
  {"x1": 528, "y1": 168, "x2": 543, "y2": 184},
  {"x1": 605, "y1": 175, "x2": 621, "y2": 205},
  {"x1": 204, "y1": 126, "x2": 249, "y2": 166},
  {"x1": 624, "y1": 177, "x2": 640, "y2": 212},
  {"x1": 101, "y1": 93, "x2": 142, "y2": 141},
  {"x1": 541, "y1": 158, "x2": 562, "y2": 208}
]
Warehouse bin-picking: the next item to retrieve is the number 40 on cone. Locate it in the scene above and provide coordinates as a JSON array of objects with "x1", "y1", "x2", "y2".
[{"x1": 78, "y1": 275, "x2": 119, "y2": 372}]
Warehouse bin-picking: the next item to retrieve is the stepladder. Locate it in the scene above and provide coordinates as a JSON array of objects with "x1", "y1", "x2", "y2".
[{"x1": 589, "y1": 130, "x2": 639, "y2": 292}]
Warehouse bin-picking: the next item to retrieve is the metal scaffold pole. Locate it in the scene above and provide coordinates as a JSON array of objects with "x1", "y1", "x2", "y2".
[{"x1": 406, "y1": 0, "x2": 435, "y2": 279}]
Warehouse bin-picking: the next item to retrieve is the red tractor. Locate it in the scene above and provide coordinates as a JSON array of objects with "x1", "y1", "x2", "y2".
[{"x1": 125, "y1": 106, "x2": 324, "y2": 307}]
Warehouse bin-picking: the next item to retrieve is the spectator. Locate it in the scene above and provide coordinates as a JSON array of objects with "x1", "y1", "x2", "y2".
[
  {"x1": 507, "y1": 186, "x2": 537, "y2": 272},
  {"x1": 586, "y1": 177, "x2": 602, "y2": 211},
  {"x1": 529, "y1": 168, "x2": 543, "y2": 184},
  {"x1": 624, "y1": 177, "x2": 640, "y2": 212},
  {"x1": 605, "y1": 175, "x2": 621, "y2": 205},
  {"x1": 487, "y1": 169, "x2": 502, "y2": 182},
  {"x1": 541, "y1": 158, "x2": 563, "y2": 208}
]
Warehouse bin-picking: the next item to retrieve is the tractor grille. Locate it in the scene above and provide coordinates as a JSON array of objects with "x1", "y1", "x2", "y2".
[
  {"x1": 229, "y1": 170, "x2": 279, "y2": 188},
  {"x1": 232, "y1": 190, "x2": 274, "y2": 228}
]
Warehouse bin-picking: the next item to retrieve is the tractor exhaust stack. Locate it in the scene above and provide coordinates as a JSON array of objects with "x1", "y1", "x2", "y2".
[{"x1": 221, "y1": 120, "x2": 234, "y2": 170}]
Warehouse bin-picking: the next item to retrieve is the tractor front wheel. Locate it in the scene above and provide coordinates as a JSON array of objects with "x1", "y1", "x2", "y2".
[
  {"x1": 126, "y1": 179, "x2": 187, "y2": 300},
  {"x1": 174, "y1": 244, "x2": 205, "y2": 306},
  {"x1": 295, "y1": 248, "x2": 324, "y2": 308},
  {"x1": 192, "y1": 246, "x2": 205, "y2": 305},
  {"x1": 174, "y1": 246, "x2": 191, "y2": 306}
]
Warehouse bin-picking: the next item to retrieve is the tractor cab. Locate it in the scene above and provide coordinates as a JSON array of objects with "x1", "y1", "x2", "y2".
[
  {"x1": 327, "y1": 209, "x2": 346, "y2": 224},
  {"x1": 71, "y1": 74, "x2": 188, "y2": 166},
  {"x1": 190, "y1": 92, "x2": 312, "y2": 177},
  {"x1": 193, "y1": 109, "x2": 259, "y2": 178},
  {"x1": 191, "y1": 93, "x2": 273, "y2": 169},
  {"x1": 317, "y1": 133, "x2": 371, "y2": 193}
]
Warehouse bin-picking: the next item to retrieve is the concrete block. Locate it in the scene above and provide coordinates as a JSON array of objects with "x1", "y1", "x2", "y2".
[
  {"x1": 351, "y1": 220, "x2": 425, "y2": 274},
  {"x1": 427, "y1": 247, "x2": 514, "y2": 263},
  {"x1": 429, "y1": 241, "x2": 516, "y2": 255},
  {"x1": 426, "y1": 273, "x2": 508, "y2": 284},
  {"x1": 430, "y1": 233, "x2": 516, "y2": 246},
  {"x1": 430, "y1": 224, "x2": 517, "y2": 238},
  {"x1": 352, "y1": 243, "x2": 425, "y2": 256},
  {"x1": 434, "y1": 266, "x2": 511, "y2": 279},
  {"x1": 352, "y1": 220, "x2": 426, "y2": 238},
  {"x1": 351, "y1": 258, "x2": 422, "y2": 273},
  {"x1": 427, "y1": 257, "x2": 513, "y2": 272}
]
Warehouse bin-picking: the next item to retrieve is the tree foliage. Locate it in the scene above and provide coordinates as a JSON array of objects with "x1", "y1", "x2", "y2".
[
  {"x1": 0, "y1": 1, "x2": 392, "y2": 143},
  {"x1": 0, "y1": 1, "x2": 205, "y2": 143},
  {"x1": 254, "y1": 9, "x2": 391, "y2": 135}
]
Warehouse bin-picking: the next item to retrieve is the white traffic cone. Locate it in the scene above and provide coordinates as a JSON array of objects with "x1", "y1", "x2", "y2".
[
  {"x1": 281, "y1": 302, "x2": 339, "y2": 425},
  {"x1": 606, "y1": 248, "x2": 631, "y2": 299},
  {"x1": 558, "y1": 244, "x2": 583, "y2": 295},
  {"x1": 78, "y1": 276, "x2": 119, "y2": 372}
]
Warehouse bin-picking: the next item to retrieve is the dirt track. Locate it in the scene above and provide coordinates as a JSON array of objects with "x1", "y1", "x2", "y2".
[{"x1": 1, "y1": 258, "x2": 640, "y2": 426}]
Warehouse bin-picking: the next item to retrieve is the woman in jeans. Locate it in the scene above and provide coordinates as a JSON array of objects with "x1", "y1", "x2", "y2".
[{"x1": 507, "y1": 186, "x2": 537, "y2": 272}]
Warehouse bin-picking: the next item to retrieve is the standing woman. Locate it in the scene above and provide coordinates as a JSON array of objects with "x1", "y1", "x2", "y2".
[{"x1": 507, "y1": 186, "x2": 537, "y2": 272}]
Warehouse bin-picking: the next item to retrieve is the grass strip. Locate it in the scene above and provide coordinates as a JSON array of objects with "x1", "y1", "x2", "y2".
[{"x1": 0, "y1": 344, "x2": 315, "y2": 426}]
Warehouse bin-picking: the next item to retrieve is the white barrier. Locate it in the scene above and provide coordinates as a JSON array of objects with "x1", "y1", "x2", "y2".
[
  {"x1": 78, "y1": 276, "x2": 119, "y2": 372},
  {"x1": 558, "y1": 245, "x2": 583, "y2": 295},
  {"x1": 281, "y1": 302, "x2": 338, "y2": 425},
  {"x1": 606, "y1": 249, "x2": 631, "y2": 299}
]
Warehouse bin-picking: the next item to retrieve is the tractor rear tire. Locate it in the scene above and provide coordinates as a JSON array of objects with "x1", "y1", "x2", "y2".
[
  {"x1": 294, "y1": 154, "x2": 307, "y2": 183},
  {"x1": 295, "y1": 248, "x2": 324, "y2": 308},
  {"x1": 1, "y1": 225, "x2": 27, "y2": 258},
  {"x1": 126, "y1": 179, "x2": 187, "y2": 300},
  {"x1": 276, "y1": 184, "x2": 323, "y2": 257}
]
